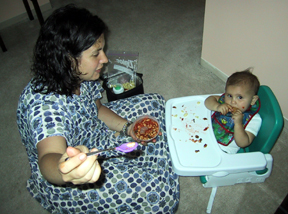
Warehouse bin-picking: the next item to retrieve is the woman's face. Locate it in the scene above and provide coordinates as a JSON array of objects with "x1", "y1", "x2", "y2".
[{"x1": 77, "y1": 34, "x2": 108, "y2": 81}]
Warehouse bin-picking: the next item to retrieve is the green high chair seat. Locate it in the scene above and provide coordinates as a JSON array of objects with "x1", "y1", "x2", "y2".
[{"x1": 238, "y1": 85, "x2": 284, "y2": 154}]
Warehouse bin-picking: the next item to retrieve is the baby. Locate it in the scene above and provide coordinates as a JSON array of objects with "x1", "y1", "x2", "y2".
[{"x1": 205, "y1": 68, "x2": 262, "y2": 153}]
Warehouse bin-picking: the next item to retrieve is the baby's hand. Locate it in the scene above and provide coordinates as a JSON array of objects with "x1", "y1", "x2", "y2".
[
  {"x1": 217, "y1": 103, "x2": 232, "y2": 115},
  {"x1": 58, "y1": 146, "x2": 101, "y2": 185},
  {"x1": 232, "y1": 109, "x2": 243, "y2": 124}
]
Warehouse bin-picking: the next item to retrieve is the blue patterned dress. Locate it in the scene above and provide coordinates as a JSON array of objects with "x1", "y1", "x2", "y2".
[{"x1": 16, "y1": 80, "x2": 179, "y2": 214}]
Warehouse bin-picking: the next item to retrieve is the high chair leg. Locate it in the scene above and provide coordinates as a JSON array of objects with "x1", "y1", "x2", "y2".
[{"x1": 206, "y1": 187, "x2": 217, "y2": 213}]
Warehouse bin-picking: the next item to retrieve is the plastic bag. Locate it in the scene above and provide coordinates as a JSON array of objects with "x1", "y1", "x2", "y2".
[{"x1": 103, "y1": 51, "x2": 139, "y2": 93}]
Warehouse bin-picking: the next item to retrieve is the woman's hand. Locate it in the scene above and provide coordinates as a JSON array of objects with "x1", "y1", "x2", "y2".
[
  {"x1": 127, "y1": 121, "x2": 162, "y2": 145},
  {"x1": 58, "y1": 146, "x2": 101, "y2": 185},
  {"x1": 37, "y1": 136, "x2": 101, "y2": 186}
]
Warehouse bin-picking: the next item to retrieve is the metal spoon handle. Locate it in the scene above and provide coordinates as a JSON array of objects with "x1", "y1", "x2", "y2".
[
  {"x1": 65, "y1": 148, "x2": 115, "y2": 161},
  {"x1": 86, "y1": 148, "x2": 115, "y2": 157}
]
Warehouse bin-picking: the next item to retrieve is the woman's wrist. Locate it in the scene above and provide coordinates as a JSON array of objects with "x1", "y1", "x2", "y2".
[{"x1": 120, "y1": 121, "x2": 133, "y2": 137}]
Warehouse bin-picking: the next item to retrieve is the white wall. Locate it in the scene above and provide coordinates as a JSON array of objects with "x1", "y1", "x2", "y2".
[{"x1": 201, "y1": 0, "x2": 288, "y2": 119}]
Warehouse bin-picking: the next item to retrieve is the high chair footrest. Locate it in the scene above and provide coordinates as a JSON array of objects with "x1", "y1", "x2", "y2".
[{"x1": 202, "y1": 154, "x2": 273, "y2": 188}]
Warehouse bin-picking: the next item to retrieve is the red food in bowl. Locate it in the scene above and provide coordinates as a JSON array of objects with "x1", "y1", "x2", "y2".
[{"x1": 133, "y1": 116, "x2": 159, "y2": 141}]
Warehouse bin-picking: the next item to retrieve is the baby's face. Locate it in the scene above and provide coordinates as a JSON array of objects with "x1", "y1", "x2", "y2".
[{"x1": 224, "y1": 84, "x2": 258, "y2": 112}]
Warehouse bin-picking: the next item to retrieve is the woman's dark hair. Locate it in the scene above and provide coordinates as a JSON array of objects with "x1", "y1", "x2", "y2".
[{"x1": 31, "y1": 4, "x2": 107, "y2": 96}]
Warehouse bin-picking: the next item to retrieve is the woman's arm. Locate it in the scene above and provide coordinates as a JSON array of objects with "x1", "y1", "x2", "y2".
[
  {"x1": 96, "y1": 99, "x2": 128, "y2": 132},
  {"x1": 95, "y1": 100, "x2": 160, "y2": 144},
  {"x1": 37, "y1": 136, "x2": 101, "y2": 185}
]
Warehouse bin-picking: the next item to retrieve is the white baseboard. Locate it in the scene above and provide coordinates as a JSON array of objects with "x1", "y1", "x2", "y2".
[
  {"x1": 0, "y1": 3, "x2": 52, "y2": 30},
  {"x1": 200, "y1": 58, "x2": 228, "y2": 82}
]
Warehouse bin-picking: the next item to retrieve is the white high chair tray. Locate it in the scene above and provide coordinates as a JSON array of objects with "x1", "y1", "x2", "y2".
[{"x1": 165, "y1": 95, "x2": 267, "y2": 176}]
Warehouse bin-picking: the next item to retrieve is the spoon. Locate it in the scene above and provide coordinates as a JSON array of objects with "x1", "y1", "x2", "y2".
[
  {"x1": 86, "y1": 142, "x2": 138, "y2": 157},
  {"x1": 65, "y1": 142, "x2": 138, "y2": 161}
]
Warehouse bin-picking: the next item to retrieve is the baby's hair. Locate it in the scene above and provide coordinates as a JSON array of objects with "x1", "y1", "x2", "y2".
[{"x1": 225, "y1": 67, "x2": 260, "y2": 95}]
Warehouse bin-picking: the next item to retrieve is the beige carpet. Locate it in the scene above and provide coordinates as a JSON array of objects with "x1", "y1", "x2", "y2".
[{"x1": 0, "y1": 0, "x2": 287, "y2": 213}]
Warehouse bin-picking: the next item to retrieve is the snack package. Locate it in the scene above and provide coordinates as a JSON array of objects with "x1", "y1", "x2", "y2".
[{"x1": 104, "y1": 51, "x2": 139, "y2": 93}]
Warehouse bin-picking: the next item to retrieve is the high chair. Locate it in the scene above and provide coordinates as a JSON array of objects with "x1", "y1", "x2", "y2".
[{"x1": 165, "y1": 85, "x2": 284, "y2": 213}]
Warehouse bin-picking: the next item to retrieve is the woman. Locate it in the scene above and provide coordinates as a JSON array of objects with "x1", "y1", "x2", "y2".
[{"x1": 16, "y1": 4, "x2": 179, "y2": 214}]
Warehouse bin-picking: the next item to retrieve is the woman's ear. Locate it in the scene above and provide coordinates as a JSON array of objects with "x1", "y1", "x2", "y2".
[{"x1": 251, "y1": 95, "x2": 259, "y2": 105}]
